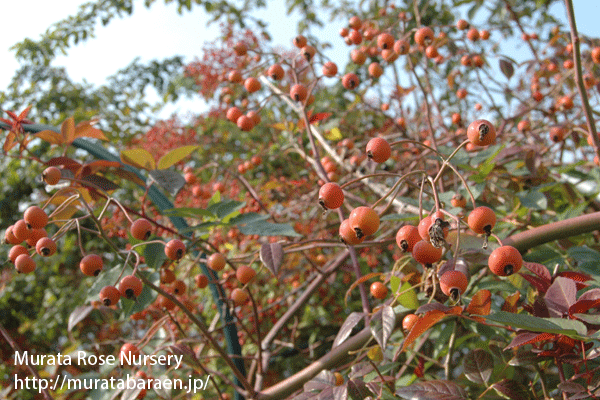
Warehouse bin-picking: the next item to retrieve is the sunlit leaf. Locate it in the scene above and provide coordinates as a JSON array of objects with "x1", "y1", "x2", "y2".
[
  {"x1": 401, "y1": 310, "x2": 447, "y2": 352},
  {"x1": 68, "y1": 305, "x2": 94, "y2": 331},
  {"x1": 396, "y1": 281, "x2": 419, "y2": 310},
  {"x1": 61, "y1": 116, "x2": 76, "y2": 144},
  {"x1": 466, "y1": 289, "x2": 492, "y2": 316},
  {"x1": 35, "y1": 129, "x2": 65, "y2": 145},
  {"x1": 3, "y1": 131, "x2": 16, "y2": 152},
  {"x1": 333, "y1": 312, "x2": 364, "y2": 348},
  {"x1": 157, "y1": 145, "x2": 199, "y2": 169},
  {"x1": 121, "y1": 148, "x2": 156, "y2": 170},
  {"x1": 74, "y1": 119, "x2": 108, "y2": 141},
  {"x1": 325, "y1": 127, "x2": 343, "y2": 141}
]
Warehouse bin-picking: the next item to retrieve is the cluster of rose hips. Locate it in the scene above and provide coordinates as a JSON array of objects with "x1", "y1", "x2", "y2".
[
  {"x1": 318, "y1": 118, "x2": 524, "y2": 305},
  {"x1": 222, "y1": 33, "x2": 370, "y2": 135}
]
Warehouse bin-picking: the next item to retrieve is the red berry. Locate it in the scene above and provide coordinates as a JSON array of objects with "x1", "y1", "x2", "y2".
[
  {"x1": 366, "y1": 137, "x2": 391, "y2": 163},
  {"x1": 236, "y1": 265, "x2": 256, "y2": 285},
  {"x1": 165, "y1": 239, "x2": 186, "y2": 260},
  {"x1": 349, "y1": 206, "x2": 380, "y2": 238},
  {"x1": 119, "y1": 343, "x2": 140, "y2": 365},
  {"x1": 439, "y1": 270, "x2": 469, "y2": 301},
  {"x1": 393, "y1": 39, "x2": 410, "y2": 55},
  {"x1": 488, "y1": 245, "x2": 523, "y2": 276},
  {"x1": 322, "y1": 61, "x2": 338, "y2": 77},
  {"x1": 42, "y1": 166, "x2": 61, "y2": 185},
  {"x1": 370, "y1": 281, "x2": 388, "y2": 299},
  {"x1": 100, "y1": 285, "x2": 121, "y2": 306},
  {"x1": 171, "y1": 279, "x2": 187, "y2": 295},
  {"x1": 24, "y1": 206, "x2": 48, "y2": 229},
  {"x1": 119, "y1": 275, "x2": 143, "y2": 299},
  {"x1": 402, "y1": 313, "x2": 419, "y2": 332},
  {"x1": 9, "y1": 245, "x2": 29, "y2": 263},
  {"x1": 377, "y1": 32, "x2": 394, "y2": 50},
  {"x1": 244, "y1": 77, "x2": 261, "y2": 93},
  {"x1": 467, "y1": 119, "x2": 496, "y2": 146},
  {"x1": 414, "y1": 26, "x2": 434, "y2": 47},
  {"x1": 130, "y1": 218, "x2": 153, "y2": 241},
  {"x1": 80, "y1": 254, "x2": 103, "y2": 276},
  {"x1": 342, "y1": 73, "x2": 360, "y2": 90},
  {"x1": 293, "y1": 35, "x2": 307, "y2": 48},
  {"x1": 468, "y1": 206, "x2": 496, "y2": 235},
  {"x1": 290, "y1": 84, "x2": 308, "y2": 102},
  {"x1": 412, "y1": 240, "x2": 443, "y2": 266},
  {"x1": 318, "y1": 182, "x2": 344, "y2": 210},
  {"x1": 226, "y1": 107, "x2": 243, "y2": 123},
  {"x1": 231, "y1": 288, "x2": 249, "y2": 306},
  {"x1": 301, "y1": 45, "x2": 316, "y2": 61},
  {"x1": 237, "y1": 115, "x2": 254, "y2": 132},
  {"x1": 339, "y1": 219, "x2": 364, "y2": 245},
  {"x1": 195, "y1": 274, "x2": 209, "y2": 289},
  {"x1": 12, "y1": 220, "x2": 31, "y2": 243},
  {"x1": 15, "y1": 254, "x2": 36, "y2": 273},
  {"x1": 35, "y1": 237, "x2": 57, "y2": 257},
  {"x1": 267, "y1": 64, "x2": 284, "y2": 80},
  {"x1": 395, "y1": 225, "x2": 421, "y2": 253},
  {"x1": 228, "y1": 70, "x2": 243, "y2": 83},
  {"x1": 208, "y1": 253, "x2": 226, "y2": 271}
]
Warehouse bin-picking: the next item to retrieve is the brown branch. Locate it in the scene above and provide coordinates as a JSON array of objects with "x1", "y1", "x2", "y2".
[
  {"x1": 502, "y1": 211, "x2": 600, "y2": 253},
  {"x1": 564, "y1": 0, "x2": 600, "y2": 161}
]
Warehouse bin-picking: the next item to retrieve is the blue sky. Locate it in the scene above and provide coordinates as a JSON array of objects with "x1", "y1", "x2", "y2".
[{"x1": 2, "y1": 0, "x2": 599, "y2": 118}]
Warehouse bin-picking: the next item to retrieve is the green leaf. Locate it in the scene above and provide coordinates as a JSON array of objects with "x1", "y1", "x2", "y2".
[
  {"x1": 517, "y1": 191, "x2": 547, "y2": 210},
  {"x1": 238, "y1": 220, "x2": 300, "y2": 237},
  {"x1": 163, "y1": 207, "x2": 215, "y2": 219},
  {"x1": 157, "y1": 145, "x2": 199, "y2": 169},
  {"x1": 484, "y1": 312, "x2": 587, "y2": 337},
  {"x1": 87, "y1": 265, "x2": 126, "y2": 302},
  {"x1": 120, "y1": 271, "x2": 160, "y2": 318},
  {"x1": 143, "y1": 242, "x2": 167, "y2": 269},
  {"x1": 397, "y1": 281, "x2": 419, "y2": 310},
  {"x1": 206, "y1": 199, "x2": 245, "y2": 220},
  {"x1": 229, "y1": 212, "x2": 269, "y2": 225}
]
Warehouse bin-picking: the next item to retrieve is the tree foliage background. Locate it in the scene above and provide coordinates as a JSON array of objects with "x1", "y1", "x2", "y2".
[{"x1": 2, "y1": 0, "x2": 600, "y2": 399}]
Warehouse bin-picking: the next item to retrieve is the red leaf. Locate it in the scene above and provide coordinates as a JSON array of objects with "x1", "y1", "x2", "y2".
[
  {"x1": 523, "y1": 262, "x2": 551, "y2": 282},
  {"x1": 506, "y1": 332, "x2": 556, "y2": 350},
  {"x1": 402, "y1": 309, "x2": 447, "y2": 351},
  {"x1": 569, "y1": 299, "x2": 600, "y2": 317},
  {"x1": 555, "y1": 271, "x2": 591, "y2": 290},
  {"x1": 519, "y1": 272, "x2": 551, "y2": 294},
  {"x1": 466, "y1": 289, "x2": 492, "y2": 316},
  {"x1": 46, "y1": 156, "x2": 82, "y2": 168},
  {"x1": 501, "y1": 292, "x2": 520, "y2": 313},
  {"x1": 309, "y1": 112, "x2": 332, "y2": 124}
]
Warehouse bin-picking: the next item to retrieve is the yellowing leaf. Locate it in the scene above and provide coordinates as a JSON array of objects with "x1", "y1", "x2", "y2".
[
  {"x1": 35, "y1": 130, "x2": 65, "y2": 145},
  {"x1": 325, "y1": 127, "x2": 342, "y2": 141},
  {"x1": 270, "y1": 122, "x2": 289, "y2": 131},
  {"x1": 120, "y1": 148, "x2": 156, "y2": 170},
  {"x1": 61, "y1": 117, "x2": 76, "y2": 144},
  {"x1": 75, "y1": 120, "x2": 108, "y2": 141},
  {"x1": 3, "y1": 131, "x2": 16, "y2": 152},
  {"x1": 157, "y1": 145, "x2": 199, "y2": 169}
]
